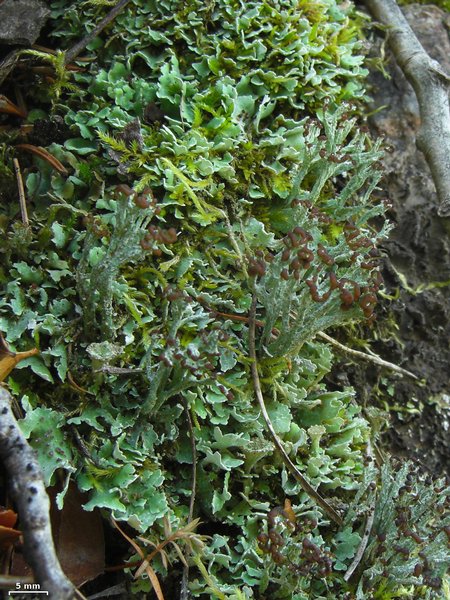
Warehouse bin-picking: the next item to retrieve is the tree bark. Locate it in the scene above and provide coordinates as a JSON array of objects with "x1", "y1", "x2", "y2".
[
  {"x1": 364, "y1": 0, "x2": 450, "y2": 217},
  {"x1": 0, "y1": 387, "x2": 74, "y2": 599}
]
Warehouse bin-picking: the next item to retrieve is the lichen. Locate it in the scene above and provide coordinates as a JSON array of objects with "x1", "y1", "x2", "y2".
[{"x1": 0, "y1": 0, "x2": 448, "y2": 597}]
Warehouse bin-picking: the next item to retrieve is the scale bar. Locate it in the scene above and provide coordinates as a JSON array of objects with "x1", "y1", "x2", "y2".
[{"x1": 8, "y1": 592, "x2": 49, "y2": 595}]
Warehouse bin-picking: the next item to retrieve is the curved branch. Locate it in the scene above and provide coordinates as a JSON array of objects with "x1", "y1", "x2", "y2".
[
  {"x1": 0, "y1": 387, "x2": 74, "y2": 599},
  {"x1": 317, "y1": 332, "x2": 419, "y2": 381},
  {"x1": 344, "y1": 440, "x2": 376, "y2": 582},
  {"x1": 64, "y1": 0, "x2": 131, "y2": 65},
  {"x1": 364, "y1": 0, "x2": 450, "y2": 216},
  {"x1": 180, "y1": 395, "x2": 197, "y2": 600},
  {"x1": 248, "y1": 294, "x2": 343, "y2": 526}
]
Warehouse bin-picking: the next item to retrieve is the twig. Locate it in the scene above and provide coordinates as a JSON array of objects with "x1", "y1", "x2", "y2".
[
  {"x1": 67, "y1": 370, "x2": 95, "y2": 396},
  {"x1": 223, "y1": 210, "x2": 247, "y2": 275},
  {"x1": 344, "y1": 440, "x2": 376, "y2": 581},
  {"x1": 344, "y1": 502, "x2": 375, "y2": 581},
  {"x1": 64, "y1": 0, "x2": 132, "y2": 65},
  {"x1": 248, "y1": 294, "x2": 343, "y2": 526},
  {"x1": 13, "y1": 158, "x2": 29, "y2": 226},
  {"x1": 0, "y1": 575, "x2": 34, "y2": 589},
  {"x1": 74, "y1": 587, "x2": 89, "y2": 600},
  {"x1": 363, "y1": 0, "x2": 450, "y2": 217},
  {"x1": 93, "y1": 365, "x2": 144, "y2": 374},
  {"x1": 184, "y1": 406, "x2": 197, "y2": 524},
  {"x1": 317, "y1": 331, "x2": 419, "y2": 380},
  {"x1": 180, "y1": 396, "x2": 197, "y2": 600},
  {"x1": 86, "y1": 583, "x2": 127, "y2": 600},
  {"x1": 71, "y1": 427, "x2": 102, "y2": 468},
  {"x1": 15, "y1": 143, "x2": 68, "y2": 175},
  {"x1": 112, "y1": 520, "x2": 165, "y2": 600},
  {"x1": 0, "y1": 50, "x2": 21, "y2": 87},
  {"x1": 0, "y1": 387, "x2": 74, "y2": 599}
]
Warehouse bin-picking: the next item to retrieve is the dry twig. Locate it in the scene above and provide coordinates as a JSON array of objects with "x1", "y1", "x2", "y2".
[
  {"x1": 64, "y1": 0, "x2": 131, "y2": 65},
  {"x1": 364, "y1": 0, "x2": 450, "y2": 216},
  {"x1": 248, "y1": 294, "x2": 343, "y2": 526},
  {"x1": 13, "y1": 158, "x2": 29, "y2": 226},
  {"x1": 0, "y1": 386, "x2": 74, "y2": 599},
  {"x1": 112, "y1": 520, "x2": 165, "y2": 600},
  {"x1": 180, "y1": 396, "x2": 197, "y2": 600},
  {"x1": 317, "y1": 331, "x2": 419, "y2": 380},
  {"x1": 344, "y1": 502, "x2": 375, "y2": 582},
  {"x1": 344, "y1": 440, "x2": 377, "y2": 581},
  {"x1": 15, "y1": 144, "x2": 68, "y2": 175},
  {"x1": 0, "y1": 575, "x2": 34, "y2": 589},
  {"x1": 93, "y1": 365, "x2": 143, "y2": 374}
]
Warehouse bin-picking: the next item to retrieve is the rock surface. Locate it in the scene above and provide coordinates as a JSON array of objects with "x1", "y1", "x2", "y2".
[
  {"x1": 0, "y1": 0, "x2": 49, "y2": 46},
  {"x1": 366, "y1": 4, "x2": 450, "y2": 476}
]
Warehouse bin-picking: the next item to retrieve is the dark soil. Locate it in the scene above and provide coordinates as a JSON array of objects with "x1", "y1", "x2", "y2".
[{"x1": 344, "y1": 4, "x2": 450, "y2": 477}]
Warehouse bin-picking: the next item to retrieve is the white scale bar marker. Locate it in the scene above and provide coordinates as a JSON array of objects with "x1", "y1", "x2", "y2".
[{"x1": 9, "y1": 592, "x2": 49, "y2": 595}]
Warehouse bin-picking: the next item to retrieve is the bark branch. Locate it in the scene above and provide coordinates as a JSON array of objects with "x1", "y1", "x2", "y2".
[
  {"x1": 364, "y1": 0, "x2": 450, "y2": 217},
  {"x1": 180, "y1": 395, "x2": 197, "y2": 600},
  {"x1": 248, "y1": 294, "x2": 343, "y2": 526},
  {"x1": 64, "y1": 0, "x2": 131, "y2": 65},
  {"x1": 0, "y1": 387, "x2": 74, "y2": 599},
  {"x1": 317, "y1": 332, "x2": 419, "y2": 381}
]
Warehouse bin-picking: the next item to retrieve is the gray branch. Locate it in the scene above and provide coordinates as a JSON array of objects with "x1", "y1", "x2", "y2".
[
  {"x1": 0, "y1": 387, "x2": 74, "y2": 599},
  {"x1": 364, "y1": 0, "x2": 450, "y2": 216}
]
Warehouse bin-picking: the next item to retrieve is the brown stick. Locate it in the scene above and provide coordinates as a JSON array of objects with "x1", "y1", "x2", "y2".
[
  {"x1": 0, "y1": 387, "x2": 74, "y2": 599},
  {"x1": 248, "y1": 294, "x2": 343, "y2": 526},
  {"x1": 64, "y1": 0, "x2": 132, "y2": 65},
  {"x1": 180, "y1": 396, "x2": 197, "y2": 600},
  {"x1": 364, "y1": 0, "x2": 450, "y2": 217},
  {"x1": 15, "y1": 144, "x2": 68, "y2": 176},
  {"x1": 13, "y1": 158, "x2": 29, "y2": 226}
]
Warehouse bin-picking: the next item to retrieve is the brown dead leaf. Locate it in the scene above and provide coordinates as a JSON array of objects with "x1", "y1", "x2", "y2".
[
  {"x1": 0, "y1": 95, "x2": 27, "y2": 118},
  {"x1": 0, "y1": 333, "x2": 39, "y2": 382},
  {"x1": 0, "y1": 508, "x2": 17, "y2": 530},
  {"x1": 0, "y1": 525, "x2": 21, "y2": 551},
  {"x1": 0, "y1": 508, "x2": 21, "y2": 551},
  {"x1": 8, "y1": 552, "x2": 33, "y2": 580},
  {"x1": 49, "y1": 482, "x2": 105, "y2": 587}
]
